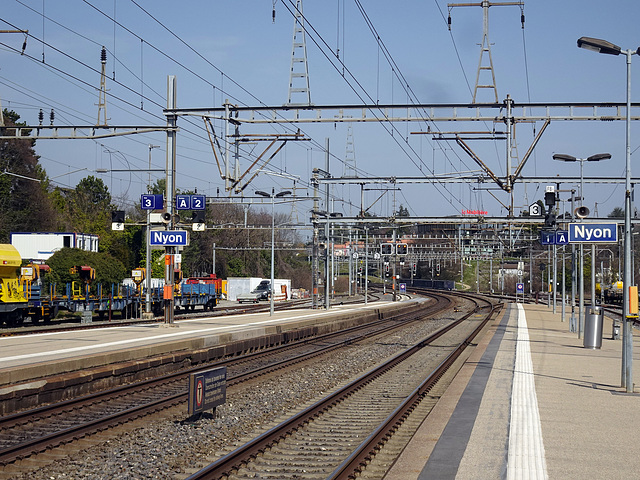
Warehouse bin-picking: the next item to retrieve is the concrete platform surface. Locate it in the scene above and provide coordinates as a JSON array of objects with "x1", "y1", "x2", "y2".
[{"x1": 386, "y1": 302, "x2": 640, "y2": 480}]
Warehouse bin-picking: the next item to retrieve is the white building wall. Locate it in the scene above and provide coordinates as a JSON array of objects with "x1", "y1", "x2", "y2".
[{"x1": 10, "y1": 232, "x2": 100, "y2": 261}]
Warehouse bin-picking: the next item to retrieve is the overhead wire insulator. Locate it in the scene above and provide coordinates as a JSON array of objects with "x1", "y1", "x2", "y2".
[
  {"x1": 521, "y1": 13, "x2": 525, "y2": 28},
  {"x1": 49, "y1": 109, "x2": 54, "y2": 125},
  {"x1": 21, "y1": 35, "x2": 27, "y2": 55},
  {"x1": 38, "y1": 108, "x2": 43, "y2": 126},
  {"x1": 447, "y1": 14, "x2": 452, "y2": 31},
  {"x1": 101, "y1": 46, "x2": 107, "y2": 64},
  {"x1": 272, "y1": 0, "x2": 276, "y2": 23}
]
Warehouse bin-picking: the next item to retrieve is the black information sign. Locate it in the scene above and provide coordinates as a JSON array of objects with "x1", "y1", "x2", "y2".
[{"x1": 188, "y1": 366, "x2": 227, "y2": 416}]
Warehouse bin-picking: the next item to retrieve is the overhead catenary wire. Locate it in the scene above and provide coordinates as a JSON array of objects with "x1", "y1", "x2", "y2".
[
  {"x1": 7, "y1": 2, "x2": 470, "y2": 216},
  {"x1": 279, "y1": 0, "x2": 469, "y2": 214}
]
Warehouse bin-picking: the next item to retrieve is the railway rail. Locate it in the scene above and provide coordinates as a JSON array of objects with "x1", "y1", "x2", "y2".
[
  {"x1": 185, "y1": 294, "x2": 499, "y2": 479},
  {"x1": 0, "y1": 291, "x2": 451, "y2": 474}
]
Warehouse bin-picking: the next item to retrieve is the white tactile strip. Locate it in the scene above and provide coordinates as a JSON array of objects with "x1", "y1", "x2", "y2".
[{"x1": 507, "y1": 303, "x2": 548, "y2": 480}]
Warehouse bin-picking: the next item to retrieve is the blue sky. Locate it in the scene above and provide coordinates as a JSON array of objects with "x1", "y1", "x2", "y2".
[{"x1": 2, "y1": 0, "x2": 640, "y2": 221}]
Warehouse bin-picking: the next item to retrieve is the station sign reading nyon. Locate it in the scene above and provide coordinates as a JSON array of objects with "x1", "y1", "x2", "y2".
[
  {"x1": 149, "y1": 230, "x2": 188, "y2": 246},
  {"x1": 568, "y1": 223, "x2": 618, "y2": 243}
]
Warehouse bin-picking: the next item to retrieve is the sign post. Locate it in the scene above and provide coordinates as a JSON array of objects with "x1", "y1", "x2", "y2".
[{"x1": 188, "y1": 366, "x2": 227, "y2": 420}]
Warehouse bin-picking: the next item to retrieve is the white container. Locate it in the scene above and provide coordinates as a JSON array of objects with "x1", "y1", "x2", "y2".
[{"x1": 226, "y1": 277, "x2": 264, "y2": 301}]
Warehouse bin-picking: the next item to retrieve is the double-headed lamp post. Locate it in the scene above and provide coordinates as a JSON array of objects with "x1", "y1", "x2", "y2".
[
  {"x1": 553, "y1": 153, "x2": 611, "y2": 337},
  {"x1": 578, "y1": 36, "x2": 639, "y2": 392},
  {"x1": 552, "y1": 153, "x2": 611, "y2": 207},
  {"x1": 256, "y1": 188, "x2": 291, "y2": 315}
]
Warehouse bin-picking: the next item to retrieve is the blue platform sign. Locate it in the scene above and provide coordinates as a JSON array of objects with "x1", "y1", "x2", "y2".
[
  {"x1": 516, "y1": 283, "x2": 524, "y2": 293},
  {"x1": 191, "y1": 194, "x2": 206, "y2": 210},
  {"x1": 540, "y1": 230, "x2": 555, "y2": 245},
  {"x1": 140, "y1": 194, "x2": 163, "y2": 210},
  {"x1": 176, "y1": 195, "x2": 191, "y2": 210},
  {"x1": 555, "y1": 230, "x2": 569, "y2": 245},
  {"x1": 149, "y1": 230, "x2": 188, "y2": 246},
  {"x1": 569, "y1": 223, "x2": 618, "y2": 243},
  {"x1": 175, "y1": 194, "x2": 206, "y2": 210}
]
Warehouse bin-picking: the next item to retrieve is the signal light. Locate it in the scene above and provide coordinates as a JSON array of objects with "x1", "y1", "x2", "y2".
[
  {"x1": 545, "y1": 211, "x2": 557, "y2": 228},
  {"x1": 111, "y1": 210, "x2": 125, "y2": 223},
  {"x1": 396, "y1": 243, "x2": 408, "y2": 255},
  {"x1": 544, "y1": 185, "x2": 555, "y2": 206},
  {"x1": 381, "y1": 243, "x2": 393, "y2": 255},
  {"x1": 192, "y1": 210, "x2": 205, "y2": 223},
  {"x1": 111, "y1": 210, "x2": 125, "y2": 231}
]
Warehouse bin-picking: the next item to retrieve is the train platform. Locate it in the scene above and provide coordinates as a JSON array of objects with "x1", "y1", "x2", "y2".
[
  {"x1": 386, "y1": 302, "x2": 640, "y2": 480},
  {"x1": 0, "y1": 295, "x2": 421, "y2": 413}
]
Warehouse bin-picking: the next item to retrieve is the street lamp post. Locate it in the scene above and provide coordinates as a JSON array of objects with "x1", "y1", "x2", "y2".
[
  {"x1": 256, "y1": 188, "x2": 291, "y2": 316},
  {"x1": 578, "y1": 36, "x2": 639, "y2": 392},
  {"x1": 145, "y1": 145, "x2": 160, "y2": 317},
  {"x1": 553, "y1": 153, "x2": 611, "y2": 337}
]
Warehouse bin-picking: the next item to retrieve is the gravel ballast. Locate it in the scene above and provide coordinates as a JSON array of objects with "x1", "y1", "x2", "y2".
[{"x1": 12, "y1": 315, "x2": 454, "y2": 480}]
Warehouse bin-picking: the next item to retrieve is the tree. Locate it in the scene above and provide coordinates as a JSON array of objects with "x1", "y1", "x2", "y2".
[
  {"x1": 0, "y1": 109, "x2": 57, "y2": 242},
  {"x1": 608, "y1": 207, "x2": 624, "y2": 218},
  {"x1": 45, "y1": 248, "x2": 127, "y2": 289}
]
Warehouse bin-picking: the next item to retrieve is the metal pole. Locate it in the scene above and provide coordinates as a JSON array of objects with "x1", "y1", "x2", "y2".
[
  {"x1": 490, "y1": 256, "x2": 494, "y2": 294},
  {"x1": 145, "y1": 144, "x2": 159, "y2": 317},
  {"x1": 553, "y1": 243, "x2": 557, "y2": 313},
  {"x1": 224, "y1": 101, "x2": 230, "y2": 191},
  {"x1": 324, "y1": 138, "x2": 330, "y2": 310},
  {"x1": 562, "y1": 246, "x2": 566, "y2": 322},
  {"x1": 622, "y1": 49, "x2": 634, "y2": 391},
  {"x1": 548, "y1": 247, "x2": 551, "y2": 307},
  {"x1": 312, "y1": 172, "x2": 319, "y2": 309},
  {"x1": 212, "y1": 243, "x2": 216, "y2": 277},
  {"x1": 591, "y1": 244, "x2": 596, "y2": 306},
  {"x1": 570, "y1": 190, "x2": 577, "y2": 332},
  {"x1": 348, "y1": 227, "x2": 353, "y2": 296},
  {"x1": 164, "y1": 75, "x2": 177, "y2": 325},
  {"x1": 579, "y1": 243, "x2": 584, "y2": 338},
  {"x1": 331, "y1": 210, "x2": 335, "y2": 300},
  {"x1": 392, "y1": 228, "x2": 397, "y2": 301},
  {"x1": 365, "y1": 228, "x2": 369, "y2": 305},
  {"x1": 270, "y1": 189, "x2": 275, "y2": 316}
]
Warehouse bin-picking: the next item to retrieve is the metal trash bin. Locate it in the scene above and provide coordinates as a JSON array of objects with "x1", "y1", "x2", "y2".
[{"x1": 584, "y1": 305, "x2": 603, "y2": 349}]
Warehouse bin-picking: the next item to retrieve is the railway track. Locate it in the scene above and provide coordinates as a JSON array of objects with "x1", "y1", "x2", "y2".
[
  {"x1": 185, "y1": 294, "x2": 499, "y2": 480},
  {"x1": 0, "y1": 292, "x2": 450, "y2": 474}
]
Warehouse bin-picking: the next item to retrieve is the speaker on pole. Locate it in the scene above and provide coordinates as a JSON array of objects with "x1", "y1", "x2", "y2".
[{"x1": 574, "y1": 206, "x2": 590, "y2": 218}]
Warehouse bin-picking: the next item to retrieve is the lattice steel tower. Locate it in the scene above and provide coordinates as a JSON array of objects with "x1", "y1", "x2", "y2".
[
  {"x1": 286, "y1": 0, "x2": 312, "y2": 106},
  {"x1": 448, "y1": 1, "x2": 524, "y2": 103},
  {"x1": 344, "y1": 124, "x2": 357, "y2": 177}
]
